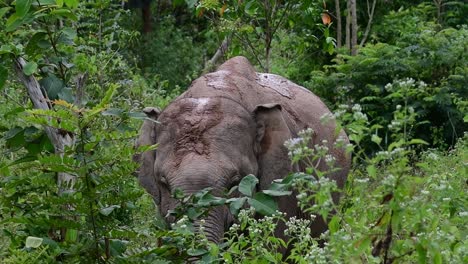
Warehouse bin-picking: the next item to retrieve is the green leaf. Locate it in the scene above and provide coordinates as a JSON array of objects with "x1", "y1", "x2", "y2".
[
  {"x1": 238, "y1": 174, "x2": 258, "y2": 197},
  {"x1": 433, "y1": 251, "x2": 442, "y2": 264},
  {"x1": 0, "y1": 64, "x2": 7, "y2": 90},
  {"x1": 249, "y1": 193, "x2": 277, "y2": 216},
  {"x1": 328, "y1": 215, "x2": 340, "y2": 234},
  {"x1": 416, "y1": 243, "x2": 427, "y2": 264},
  {"x1": 354, "y1": 236, "x2": 371, "y2": 253},
  {"x1": 197, "y1": 192, "x2": 226, "y2": 207},
  {"x1": 228, "y1": 197, "x2": 248, "y2": 216},
  {"x1": 39, "y1": 74, "x2": 64, "y2": 100},
  {"x1": 371, "y1": 134, "x2": 382, "y2": 145},
  {"x1": 0, "y1": 7, "x2": 11, "y2": 19},
  {"x1": 25, "y1": 32, "x2": 47, "y2": 56},
  {"x1": 99, "y1": 205, "x2": 120, "y2": 216},
  {"x1": 408, "y1": 139, "x2": 429, "y2": 145},
  {"x1": 262, "y1": 189, "x2": 292, "y2": 196},
  {"x1": 188, "y1": 248, "x2": 208, "y2": 256},
  {"x1": 50, "y1": 9, "x2": 78, "y2": 20},
  {"x1": 9, "y1": 155, "x2": 37, "y2": 166},
  {"x1": 22, "y1": 61, "x2": 37, "y2": 76},
  {"x1": 58, "y1": 87, "x2": 74, "y2": 103},
  {"x1": 64, "y1": 0, "x2": 79, "y2": 9},
  {"x1": 6, "y1": 13, "x2": 27, "y2": 32},
  {"x1": 366, "y1": 165, "x2": 377, "y2": 179},
  {"x1": 108, "y1": 239, "x2": 128, "y2": 256},
  {"x1": 65, "y1": 229, "x2": 77, "y2": 242},
  {"x1": 25, "y1": 236, "x2": 43, "y2": 248},
  {"x1": 16, "y1": 0, "x2": 33, "y2": 18}
]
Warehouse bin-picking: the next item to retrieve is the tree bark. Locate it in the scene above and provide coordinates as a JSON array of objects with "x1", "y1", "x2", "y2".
[
  {"x1": 345, "y1": 0, "x2": 351, "y2": 51},
  {"x1": 14, "y1": 57, "x2": 75, "y2": 193},
  {"x1": 203, "y1": 36, "x2": 231, "y2": 73},
  {"x1": 350, "y1": 0, "x2": 358, "y2": 55},
  {"x1": 142, "y1": 0, "x2": 152, "y2": 33},
  {"x1": 360, "y1": 0, "x2": 376, "y2": 47},
  {"x1": 335, "y1": 0, "x2": 342, "y2": 48}
]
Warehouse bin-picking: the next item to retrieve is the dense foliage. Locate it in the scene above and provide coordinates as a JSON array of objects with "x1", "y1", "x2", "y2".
[{"x1": 0, "y1": 0, "x2": 466, "y2": 263}]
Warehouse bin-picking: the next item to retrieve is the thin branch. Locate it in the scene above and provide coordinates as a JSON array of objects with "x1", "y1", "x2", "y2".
[
  {"x1": 202, "y1": 36, "x2": 231, "y2": 73},
  {"x1": 271, "y1": 1, "x2": 292, "y2": 37},
  {"x1": 359, "y1": 0, "x2": 376, "y2": 47},
  {"x1": 234, "y1": 33, "x2": 265, "y2": 70}
]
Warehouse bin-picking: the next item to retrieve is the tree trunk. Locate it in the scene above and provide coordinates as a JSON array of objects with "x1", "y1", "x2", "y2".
[
  {"x1": 433, "y1": 0, "x2": 443, "y2": 24},
  {"x1": 345, "y1": 0, "x2": 351, "y2": 51},
  {"x1": 142, "y1": 0, "x2": 152, "y2": 33},
  {"x1": 335, "y1": 0, "x2": 342, "y2": 48},
  {"x1": 350, "y1": 0, "x2": 358, "y2": 55},
  {"x1": 14, "y1": 58, "x2": 76, "y2": 194},
  {"x1": 360, "y1": 0, "x2": 376, "y2": 47}
]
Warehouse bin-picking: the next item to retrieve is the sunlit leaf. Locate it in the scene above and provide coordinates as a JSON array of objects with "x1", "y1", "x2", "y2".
[
  {"x1": 100, "y1": 205, "x2": 121, "y2": 216},
  {"x1": 25, "y1": 236, "x2": 43, "y2": 248},
  {"x1": 262, "y1": 189, "x2": 291, "y2": 196}
]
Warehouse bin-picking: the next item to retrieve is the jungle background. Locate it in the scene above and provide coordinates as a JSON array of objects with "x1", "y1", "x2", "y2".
[{"x1": 0, "y1": 0, "x2": 466, "y2": 263}]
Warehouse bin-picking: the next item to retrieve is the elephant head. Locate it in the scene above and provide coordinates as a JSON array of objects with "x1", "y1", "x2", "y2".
[{"x1": 135, "y1": 97, "x2": 298, "y2": 243}]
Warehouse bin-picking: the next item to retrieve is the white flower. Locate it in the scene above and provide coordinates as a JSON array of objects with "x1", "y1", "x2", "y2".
[
  {"x1": 284, "y1": 137, "x2": 303, "y2": 149},
  {"x1": 385, "y1": 83, "x2": 393, "y2": 91},
  {"x1": 352, "y1": 104, "x2": 362, "y2": 112}
]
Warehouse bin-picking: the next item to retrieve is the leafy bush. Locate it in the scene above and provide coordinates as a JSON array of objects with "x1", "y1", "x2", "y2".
[{"x1": 307, "y1": 20, "x2": 467, "y2": 149}]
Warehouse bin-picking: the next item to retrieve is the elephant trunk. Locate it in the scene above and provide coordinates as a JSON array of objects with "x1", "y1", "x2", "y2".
[{"x1": 194, "y1": 206, "x2": 225, "y2": 244}]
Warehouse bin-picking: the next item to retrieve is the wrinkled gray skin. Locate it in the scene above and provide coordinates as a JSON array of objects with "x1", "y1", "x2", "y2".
[{"x1": 135, "y1": 56, "x2": 350, "y2": 244}]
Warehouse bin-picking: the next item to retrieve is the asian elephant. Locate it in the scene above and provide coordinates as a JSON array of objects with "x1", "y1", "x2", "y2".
[{"x1": 135, "y1": 56, "x2": 350, "y2": 244}]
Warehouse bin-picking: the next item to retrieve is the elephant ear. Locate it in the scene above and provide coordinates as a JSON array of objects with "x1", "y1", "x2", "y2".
[
  {"x1": 254, "y1": 104, "x2": 293, "y2": 189},
  {"x1": 134, "y1": 107, "x2": 161, "y2": 204}
]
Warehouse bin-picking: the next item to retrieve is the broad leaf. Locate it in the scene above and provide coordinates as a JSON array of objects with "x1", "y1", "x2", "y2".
[
  {"x1": 188, "y1": 248, "x2": 208, "y2": 257},
  {"x1": 39, "y1": 74, "x2": 64, "y2": 100},
  {"x1": 16, "y1": 0, "x2": 33, "y2": 18},
  {"x1": 22, "y1": 61, "x2": 37, "y2": 76},
  {"x1": 228, "y1": 197, "x2": 248, "y2": 216},
  {"x1": 238, "y1": 174, "x2": 258, "y2": 197},
  {"x1": 25, "y1": 32, "x2": 47, "y2": 56},
  {"x1": 249, "y1": 193, "x2": 277, "y2": 216},
  {"x1": 25, "y1": 236, "x2": 43, "y2": 248},
  {"x1": 64, "y1": 0, "x2": 79, "y2": 9}
]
